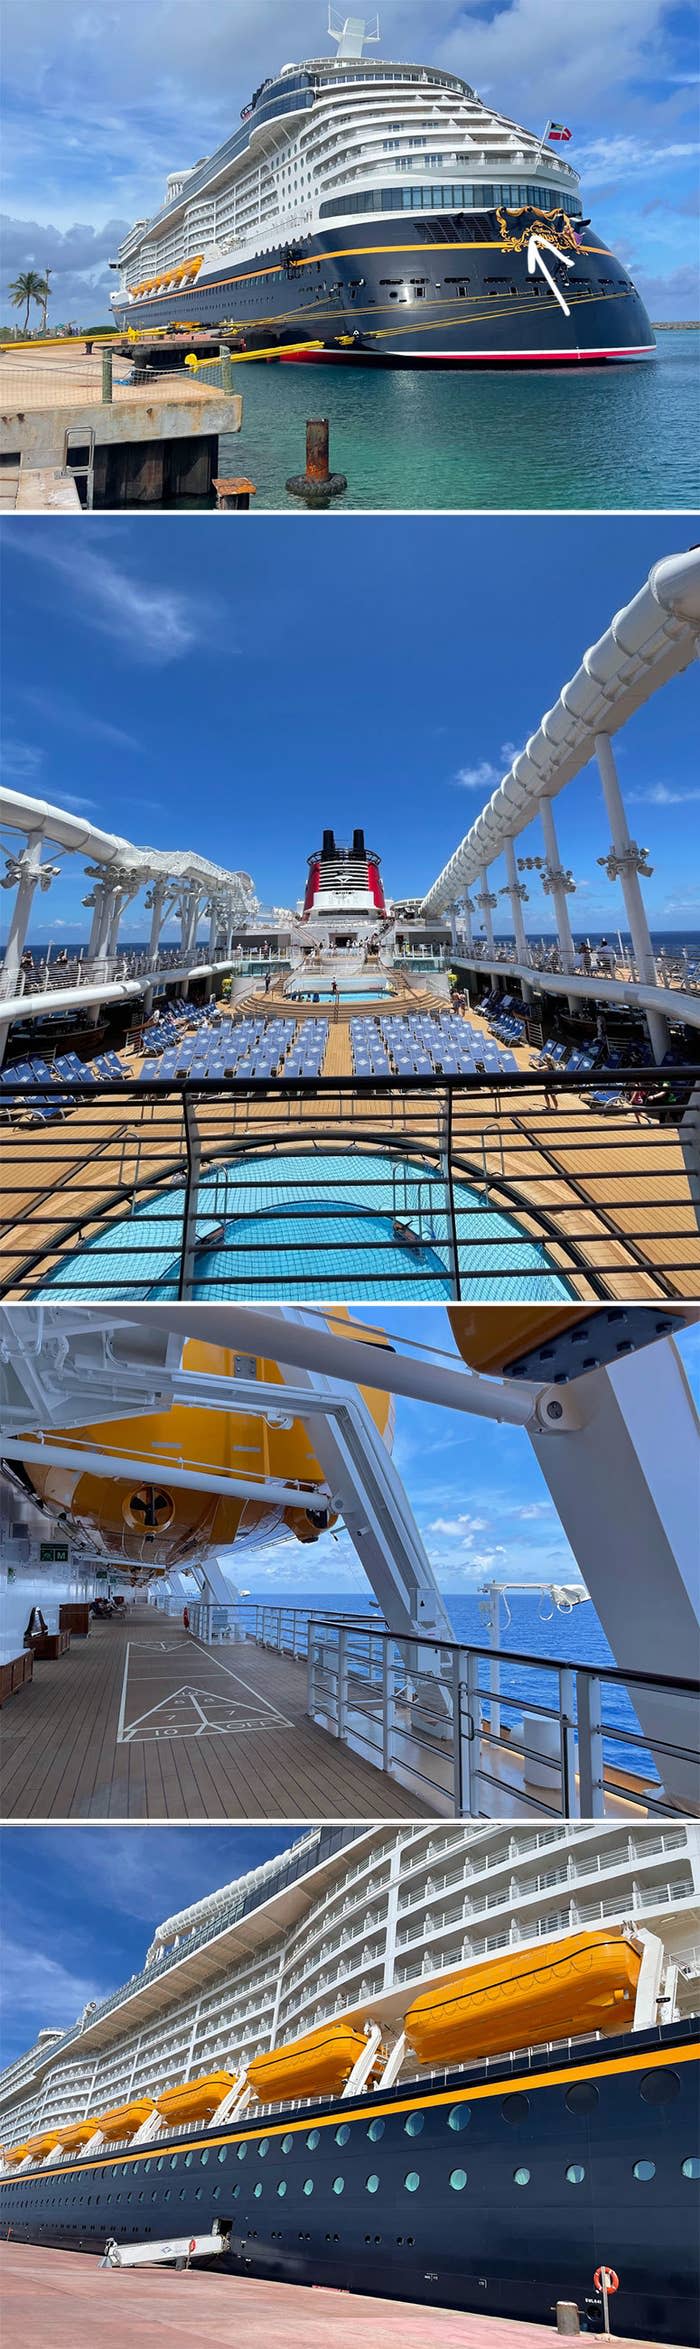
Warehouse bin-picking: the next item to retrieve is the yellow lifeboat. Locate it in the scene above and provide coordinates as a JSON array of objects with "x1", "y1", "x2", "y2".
[
  {"x1": 404, "y1": 1931, "x2": 642, "y2": 2067},
  {"x1": 4, "y1": 2144, "x2": 32, "y2": 2164},
  {"x1": 56, "y1": 2118, "x2": 100, "y2": 2151},
  {"x1": 16, "y1": 1311, "x2": 393, "y2": 1570},
  {"x1": 447, "y1": 1304, "x2": 698, "y2": 1383},
  {"x1": 155, "y1": 2071, "x2": 236, "y2": 2124},
  {"x1": 248, "y1": 2019, "x2": 383, "y2": 2103},
  {"x1": 94, "y1": 2098, "x2": 156, "y2": 2140}
]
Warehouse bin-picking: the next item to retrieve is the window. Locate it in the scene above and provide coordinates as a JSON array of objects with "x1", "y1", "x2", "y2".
[
  {"x1": 566, "y1": 2083, "x2": 599, "y2": 2116},
  {"x1": 332, "y1": 2176, "x2": 345, "y2": 2195},
  {"x1": 254, "y1": 2180, "x2": 263, "y2": 2199},
  {"x1": 514, "y1": 2167, "x2": 531, "y2": 2186},
  {"x1": 681, "y1": 2157, "x2": 700, "y2": 2179},
  {"x1": 449, "y1": 2168, "x2": 467, "y2": 2191},
  {"x1": 335, "y1": 2125, "x2": 350, "y2": 2147},
  {"x1": 566, "y1": 2164, "x2": 585, "y2": 2185},
  {"x1": 404, "y1": 2171, "x2": 420, "y2": 2193},
  {"x1": 641, "y1": 2070, "x2": 680, "y2": 2105},
  {"x1": 502, "y1": 2096, "x2": 530, "y2": 2125},
  {"x1": 258, "y1": 2139, "x2": 270, "y2": 2159},
  {"x1": 237, "y1": 2144, "x2": 248, "y2": 2161},
  {"x1": 200, "y1": 2150, "x2": 209, "y2": 2167},
  {"x1": 277, "y1": 2180, "x2": 287, "y2": 2197},
  {"x1": 306, "y1": 2129, "x2": 320, "y2": 2150},
  {"x1": 303, "y1": 2178, "x2": 314, "y2": 2196},
  {"x1": 633, "y1": 2161, "x2": 655, "y2": 2181},
  {"x1": 448, "y1": 2106, "x2": 470, "y2": 2132},
  {"x1": 282, "y1": 2133, "x2": 294, "y2": 2154},
  {"x1": 368, "y1": 2118, "x2": 384, "y2": 2142},
  {"x1": 404, "y1": 2112, "x2": 424, "y2": 2137},
  {"x1": 366, "y1": 2173, "x2": 380, "y2": 2193},
  {"x1": 217, "y1": 2147, "x2": 227, "y2": 2164}
]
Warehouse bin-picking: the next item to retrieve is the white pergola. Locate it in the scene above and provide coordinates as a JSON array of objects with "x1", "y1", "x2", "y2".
[{"x1": 421, "y1": 547, "x2": 700, "y2": 1061}]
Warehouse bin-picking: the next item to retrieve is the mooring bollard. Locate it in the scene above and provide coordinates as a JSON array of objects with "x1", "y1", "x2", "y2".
[
  {"x1": 101, "y1": 347, "x2": 113, "y2": 404},
  {"x1": 218, "y1": 343, "x2": 235, "y2": 393},
  {"x1": 555, "y1": 2304, "x2": 581, "y2": 2336},
  {"x1": 286, "y1": 417, "x2": 347, "y2": 506},
  {"x1": 212, "y1": 477, "x2": 257, "y2": 511}
]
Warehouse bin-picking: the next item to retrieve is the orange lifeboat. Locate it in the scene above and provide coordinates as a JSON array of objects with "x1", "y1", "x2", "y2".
[
  {"x1": 94, "y1": 2098, "x2": 155, "y2": 2140},
  {"x1": 56, "y1": 2119, "x2": 100, "y2": 2151},
  {"x1": 404, "y1": 1931, "x2": 641, "y2": 2067},
  {"x1": 4, "y1": 2144, "x2": 31, "y2": 2164},
  {"x1": 155, "y1": 2071, "x2": 236, "y2": 2124},
  {"x1": 22, "y1": 2129, "x2": 62, "y2": 2160},
  {"x1": 248, "y1": 2020, "x2": 383, "y2": 2103}
]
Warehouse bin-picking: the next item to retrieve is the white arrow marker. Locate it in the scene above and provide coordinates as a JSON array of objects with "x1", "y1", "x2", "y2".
[{"x1": 527, "y1": 234, "x2": 574, "y2": 318}]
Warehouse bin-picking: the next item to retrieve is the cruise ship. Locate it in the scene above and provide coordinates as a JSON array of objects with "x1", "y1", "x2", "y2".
[
  {"x1": 1, "y1": 1825, "x2": 698, "y2": 2338},
  {"x1": 109, "y1": 17, "x2": 655, "y2": 365}
]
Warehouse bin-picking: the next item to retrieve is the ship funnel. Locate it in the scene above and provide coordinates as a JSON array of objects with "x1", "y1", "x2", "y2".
[
  {"x1": 328, "y1": 8, "x2": 380, "y2": 62},
  {"x1": 352, "y1": 827, "x2": 366, "y2": 858}
]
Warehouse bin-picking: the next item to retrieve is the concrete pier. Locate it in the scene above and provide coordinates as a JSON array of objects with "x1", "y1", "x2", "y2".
[{"x1": 0, "y1": 346, "x2": 242, "y2": 509}]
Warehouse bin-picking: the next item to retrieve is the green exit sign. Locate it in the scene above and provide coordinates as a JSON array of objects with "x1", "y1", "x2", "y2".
[{"x1": 39, "y1": 1542, "x2": 69, "y2": 1564}]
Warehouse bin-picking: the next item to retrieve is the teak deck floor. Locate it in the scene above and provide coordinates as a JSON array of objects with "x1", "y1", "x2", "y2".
[{"x1": 0, "y1": 1612, "x2": 429, "y2": 1822}]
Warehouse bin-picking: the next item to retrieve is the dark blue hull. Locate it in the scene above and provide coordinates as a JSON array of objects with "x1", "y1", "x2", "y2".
[
  {"x1": 111, "y1": 209, "x2": 655, "y2": 365},
  {"x1": 3, "y1": 2023, "x2": 697, "y2": 2341}
]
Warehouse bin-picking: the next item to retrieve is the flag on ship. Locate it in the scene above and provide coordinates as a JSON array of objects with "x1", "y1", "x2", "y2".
[{"x1": 548, "y1": 121, "x2": 572, "y2": 141}]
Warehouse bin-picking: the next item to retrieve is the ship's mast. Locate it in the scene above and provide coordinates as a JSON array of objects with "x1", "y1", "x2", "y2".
[{"x1": 327, "y1": 8, "x2": 380, "y2": 61}]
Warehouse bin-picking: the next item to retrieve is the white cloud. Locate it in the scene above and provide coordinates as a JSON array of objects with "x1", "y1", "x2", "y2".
[
  {"x1": 12, "y1": 535, "x2": 205, "y2": 665},
  {"x1": 1, "y1": 739, "x2": 44, "y2": 780},
  {"x1": 628, "y1": 782, "x2": 700, "y2": 806},
  {"x1": 0, "y1": 1929, "x2": 106, "y2": 2027},
  {"x1": 453, "y1": 760, "x2": 501, "y2": 792}
]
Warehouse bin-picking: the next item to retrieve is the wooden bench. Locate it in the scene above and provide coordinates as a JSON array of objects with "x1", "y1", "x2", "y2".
[
  {"x1": 59, "y1": 1603, "x2": 91, "y2": 1638},
  {"x1": 29, "y1": 1629, "x2": 70, "y2": 1661},
  {"x1": 0, "y1": 1648, "x2": 33, "y2": 1707}
]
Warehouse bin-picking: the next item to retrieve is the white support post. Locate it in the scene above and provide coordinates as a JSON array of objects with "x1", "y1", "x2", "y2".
[
  {"x1": 540, "y1": 798, "x2": 577, "y2": 975},
  {"x1": 595, "y1": 732, "x2": 668, "y2": 1060},
  {"x1": 210, "y1": 2071, "x2": 248, "y2": 2126},
  {"x1": 226, "y1": 2077, "x2": 253, "y2": 2123},
  {"x1": 631, "y1": 1929, "x2": 665, "y2": 2029},
  {"x1": 376, "y1": 2032, "x2": 407, "y2": 2091},
  {"x1": 558, "y1": 1666, "x2": 579, "y2": 1817},
  {"x1": 382, "y1": 1642, "x2": 397, "y2": 1774},
  {"x1": 504, "y1": 837, "x2": 531, "y2": 967},
  {"x1": 476, "y1": 867, "x2": 497, "y2": 953},
  {"x1": 576, "y1": 1672, "x2": 606, "y2": 1816},
  {"x1": 343, "y1": 2022, "x2": 384, "y2": 2098},
  {"x1": 130, "y1": 2108, "x2": 163, "y2": 2146},
  {"x1": 462, "y1": 894, "x2": 474, "y2": 953}
]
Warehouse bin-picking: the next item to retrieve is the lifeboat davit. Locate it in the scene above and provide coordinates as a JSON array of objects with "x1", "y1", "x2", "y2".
[
  {"x1": 155, "y1": 2071, "x2": 236, "y2": 2123},
  {"x1": 447, "y1": 1304, "x2": 697, "y2": 1382},
  {"x1": 404, "y1": 1930, "x2": 642, "y2": 2067},
  {"x1": 248, "y1": 2019, "x2": 384, "y2": 2103},
  {"x1": 11, "y1": 1310, "x2": 393, "y2": 1568}
]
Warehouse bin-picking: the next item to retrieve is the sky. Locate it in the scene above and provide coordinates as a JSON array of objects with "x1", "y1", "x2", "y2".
[
  {"x1": 1, "y1": 0, "x2": 698, "y2": 326},
  {"x1": 2, "y1": 512, "x2": 699, "y2": 942},
  {"x1": 206, "y1": 1306, "x2": 700, "y2": 1595},
  {"x1": 0, "y1": 1824, "x2": 300, "y2": 2065}
]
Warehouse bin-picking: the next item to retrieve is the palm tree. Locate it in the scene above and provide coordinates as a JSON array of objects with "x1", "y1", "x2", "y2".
[
  {"x1": 37, "y1": 267, "x2": 53, "y2": 332},
  {"x1": 8, "y1": 270, "x2": 45, "y2": 335}
]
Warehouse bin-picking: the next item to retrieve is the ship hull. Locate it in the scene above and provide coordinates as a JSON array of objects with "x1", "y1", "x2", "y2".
[
  {"x1": 2, "y1": 2024, "x2": 697, "y2": 2342},
  {"x1": 110, "y1": 210, "x2": 655, "y2": 365}
]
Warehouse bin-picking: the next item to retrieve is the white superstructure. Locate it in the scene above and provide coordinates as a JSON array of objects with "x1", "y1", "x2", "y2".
[{"x1": 2, "y1": 1822, "x2": 699, "y2": 2155}]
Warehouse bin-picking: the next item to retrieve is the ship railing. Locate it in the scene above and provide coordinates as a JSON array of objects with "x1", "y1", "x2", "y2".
[{"x1": 1, "y1": 1066, "x2": 698, "y2": 1302}]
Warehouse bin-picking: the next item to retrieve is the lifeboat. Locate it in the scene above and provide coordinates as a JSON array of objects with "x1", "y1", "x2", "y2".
[
  {"x1": 404, "y1": 1931, "x2": 641, "y2": 2067},
  {"x1": 12, "y1": 1311, "x2": 393, "y2": 1570},
  {"x1": 23, "y1": 2130, "x2": 62, "y2": 2160},
  {"x1": 155, "y1": 2070, "x2": 236, "y2": 2123},
  {"x1": 4, "y1": 2145, "x2": 32, "y2": 2164},
  {"x1": 56, "y1": 2119, "x2": 100, "y2": 2151},
  {"x1": 248, "y1": 2020, "x2": 383, "y2": 2103},
  {"x1": 447, "y1": 1304, "x2": 697, "y2": 1383},
  {"x1": 94, "y1": 2098, "x2": 155, "y2": 2140}
]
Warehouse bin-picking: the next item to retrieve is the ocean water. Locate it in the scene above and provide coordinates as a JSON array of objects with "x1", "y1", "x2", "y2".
[
  {"x1": 212, "y1": 328, "x2": 699, "y2": 511},
  {"x1": 251, "y1": 1587, "x2": 659, "y2": 1780},
  {"x1": 19, "y1": 929, "x2": 700, "y2": 965}
]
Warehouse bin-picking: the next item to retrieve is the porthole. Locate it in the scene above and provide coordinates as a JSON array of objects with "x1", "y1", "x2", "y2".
[
  {"x1": 641, "y1": 2069, "x2": 680, "y2": 2105},
  {"x1": 404, "y1": 2112, "x2": 424, "y2": 2138},
  {"x1": 303, "y1": 2178, "x2": 314, "y2": 2196},
  {"x1": 163, "y1": 2188, "x2": 171, "y2": 2202},
  {"x1": 681, "y1": 2157, "x2": 700, "y2": 2179},
  {"x1": 282, "y1": 2133, "x2": 294, "y2": 2153},
  {"x1": 212, "y1": 2186, "x2": 220, "y2": 2202},
  {"x1": 332, "y1": 2176, "x2": 345, "y2": 2195},
  {"x1": 335, "y1": 2125, "x2": 350, "y2": 2147},
  {"x1": 306, "y1": 2129, "x2": 320, "y2": 2150},
  {"x1": 449, "y1": 2168, "x2": 467, "y2": 2192},
  {"x1": 184, "y1": 2154, "x2": 192, "y2": 2169},
  {"x1": 200, "y1": 2150, "x2": 209, "y2": 2167},
  {"x1": 502, "y1": 2095, "x2": 530, "y2": 2124},
  {"x1": 232, "y1": 2182, "x2": 240, "y2": 2199},
  {"x1": 404, "y1": 2171, "x2": 420, "y2": 2193},
  {"x1": 366, "y1": 2173, "x2": 379, "y2": 2194},
  {"x1": 144, "y1": 2160, "x2": 152, "y2": 2174},
  {"x1": 258, "y1": 2139, "x2": 270, "y2": 2160},
  {"x1": 217, "y1": 2147, "x2": 227, "y2": 2165},
  {"x1": 633, "y1": 2160, "x2": 655, "y2": 2181},
  {"x1": 448, "y1": 2106, "x2": 470, "y2": 2133},
  {"x1": 566, "y1": 2083, "x2": 599, "y2": 2116},
  {"x1": 179, "y1": 2188, "x2": 186, "y2": 2201},
  {"x1": 237, "y1": 2144, "x2": 248, "y2": 2162},
  {"x1": 368, "y1": 2119, "x2": 385, "y2": 2143},
  {"x1": 566, "y1": 2164, "x2": 585, "y2": 2185},
  {"x1": 277, "y1": 2180, "x2": 287, "y2": 2198},
  {"x1": 254, "y1": 2181, "x2": 263, "y2": 2200},
  {"x1": 513, "y1": 2167, "x2": 531, "y2": 2186},
  {"x1": 156, "y1": 2157, "x2": 165, "y2": 2172}
]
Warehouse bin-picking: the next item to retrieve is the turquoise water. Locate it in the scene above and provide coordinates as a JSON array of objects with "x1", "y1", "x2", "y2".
[
  {"x1": 37, "y1": 1147, "x2": 571, "y2": 1302},
  {"x1": 214, "y1": 329, "x2": 699, "y2": 510},
  {"x1": 292, "y1": 986, "x2": 390, "y2": 1001}
]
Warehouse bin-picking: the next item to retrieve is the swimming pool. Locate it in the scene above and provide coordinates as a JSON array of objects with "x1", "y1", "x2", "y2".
[
  {"x1": 37, "y1": 1149, "x2": 571, "y2": 1302},
  {"x1": 290, "y1": 985, "x2": 392, "y2": 1002}
]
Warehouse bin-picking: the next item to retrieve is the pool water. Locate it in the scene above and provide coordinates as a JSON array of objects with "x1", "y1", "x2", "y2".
[
  {"x1": 290, "y1": 985, "x2": 391, "y2": 1001},
  {"x1": 37, "y1": 1148, "x2": 571, "y2": 1302}
]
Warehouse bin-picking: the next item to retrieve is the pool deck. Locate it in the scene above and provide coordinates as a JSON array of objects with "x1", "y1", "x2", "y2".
[
  {"x1": 0, "y1": 1610, "x2": 431, "y2": 1822},
  {"x1": 0, "y1": 2246, "x2": 678, "y2": 2349},
  {"x1": 0, "y1": 993, "x2": 696, "y2": 1299}
]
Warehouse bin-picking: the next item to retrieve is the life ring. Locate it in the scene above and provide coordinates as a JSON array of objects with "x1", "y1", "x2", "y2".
[{"x1": 594, "y1": 2266, "x2": 619, "y2": 2294}]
